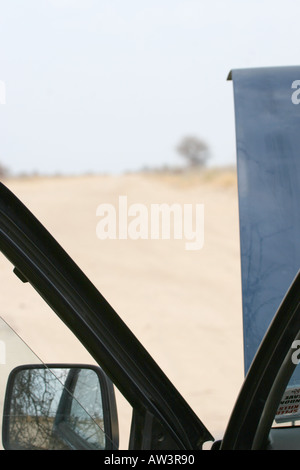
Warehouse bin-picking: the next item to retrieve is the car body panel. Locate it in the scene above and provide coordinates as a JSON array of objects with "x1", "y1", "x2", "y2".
[{"x1": 229, "y1": 66, "x2": 300, "y2": 374}]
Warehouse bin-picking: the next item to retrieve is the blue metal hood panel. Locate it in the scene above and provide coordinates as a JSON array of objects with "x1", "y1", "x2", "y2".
[{"x1": 229, "y1": 66, "x2": 300, "y2": 374}]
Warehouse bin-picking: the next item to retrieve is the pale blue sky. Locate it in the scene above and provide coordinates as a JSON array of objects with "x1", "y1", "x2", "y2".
[{"x1": 1, "y1": 0, "x2": 300, "y2": 175}]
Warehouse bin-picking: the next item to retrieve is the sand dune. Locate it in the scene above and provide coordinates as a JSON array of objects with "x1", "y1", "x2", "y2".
[{"x1": 0, "y1": 170, "x2": 244, "y2": 448}]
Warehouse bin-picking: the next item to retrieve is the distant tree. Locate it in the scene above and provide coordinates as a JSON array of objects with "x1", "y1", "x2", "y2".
[{"x1": 176, "y1": 136, "x2": 209, "y2": 168}]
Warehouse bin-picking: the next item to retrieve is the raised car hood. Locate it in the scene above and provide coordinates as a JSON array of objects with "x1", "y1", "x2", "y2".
[{"x1": 229, "y1": 66, "x2": 300, "y2": 373}]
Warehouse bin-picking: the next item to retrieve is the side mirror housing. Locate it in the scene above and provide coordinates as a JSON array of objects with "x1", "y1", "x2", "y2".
[{"x1": 2, "y1": 364, "x2": 119, "y2": 450}]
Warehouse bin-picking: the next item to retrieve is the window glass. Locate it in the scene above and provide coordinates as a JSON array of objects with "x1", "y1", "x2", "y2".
[
  {"x1": 70, "y1": 368, "x2": 104, "y2": 420},
  {"x1": 0, "y1": 320, "x2": 107, "y2": 450},
  {"x1": 0, "y1": 253, "x2": 108, "y2": 450},
  {"x1": 65, "y1": 369, "x2": 106, "y2": 449},
  {"x1": 0, "y1": 317, "x2": 43, "y2": 450},
  {"x1": 274, "y1": 360, "x2": 300, "y2": 427}
]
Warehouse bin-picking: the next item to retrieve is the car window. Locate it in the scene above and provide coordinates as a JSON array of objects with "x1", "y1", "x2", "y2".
[
  {"x1": 274, "y1": 353, "x2": 300, "y2": 428},
  {"x1": 0, "y1": 250, "x2": 118, "y2": 450},
  {"x1": 253, "y1": 329, "x2": 300, "y2": 450},
  {"x1": 63, "y1": 368, "x2": 106, "y2": 448},
  {"x1": 0, "y1": 316, "x2": 44, "y2": 450},
  {"x1": 69, "y1": 368, "x2": 104, "y2": 422},
  {"x1": 0, "y1": 317, "x2": 110, "y2": 450},
  {"x1": 0, "y1": 241, "x2": 130, "y2": 449}
]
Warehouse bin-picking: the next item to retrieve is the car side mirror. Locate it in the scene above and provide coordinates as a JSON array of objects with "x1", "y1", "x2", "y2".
[{"x1": 2, "y1": 364, "x2": 119, "y2": 450}]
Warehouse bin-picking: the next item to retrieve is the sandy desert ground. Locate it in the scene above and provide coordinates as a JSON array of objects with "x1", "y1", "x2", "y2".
[{"x1": 0, "y1": 169, "x2": 245, "y2": 449}]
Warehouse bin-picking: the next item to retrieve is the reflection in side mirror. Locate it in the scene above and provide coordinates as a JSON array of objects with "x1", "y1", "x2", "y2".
[{"x1": 2, "y1": 364, "x2": 119, "y2": 450}]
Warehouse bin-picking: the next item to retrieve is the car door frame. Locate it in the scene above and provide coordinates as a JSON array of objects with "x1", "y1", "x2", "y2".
[
  {"x1": 220, "y1": 270, "x2": 300, "y2": 450},
  {"x1": 0, "y1": 183, "x2": 213, "y2": 450}
]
